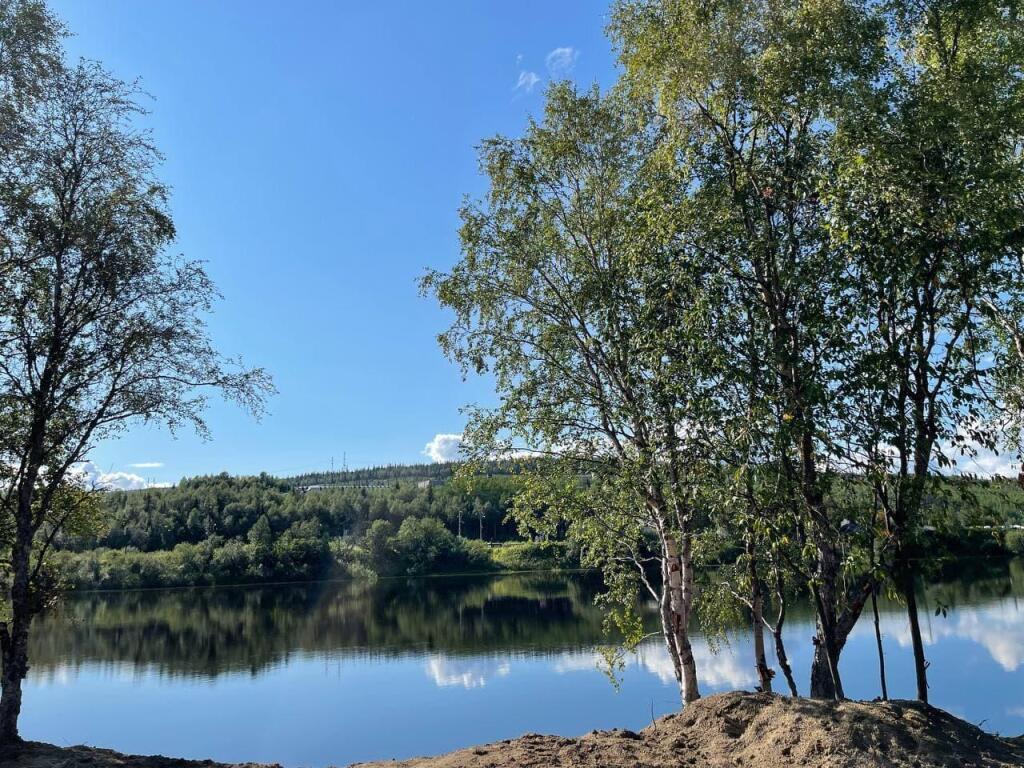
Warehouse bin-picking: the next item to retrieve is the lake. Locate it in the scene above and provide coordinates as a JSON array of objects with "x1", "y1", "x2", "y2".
[{"x1": 21, "y1": 560, "x2": 1024, "y2": 767}]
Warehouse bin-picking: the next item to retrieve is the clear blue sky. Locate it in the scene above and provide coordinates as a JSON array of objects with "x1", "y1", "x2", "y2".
[{"x1": 52, "y1": 1, "x2": 620, "y2": 487}]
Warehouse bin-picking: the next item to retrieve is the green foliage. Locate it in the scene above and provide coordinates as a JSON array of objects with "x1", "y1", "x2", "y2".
[
  {"x1": 1006, "y1": 530, "x2": 1024, "y2": 556},
  {"x1": 490, "y1": 541, "x2": 574, "y2": 572},
  {"x1": 47, "y1": 471, "x2": 578, "y2": 588},
  {"x1": 369, "y1": 517, "x2": 496, "y2": 577}
]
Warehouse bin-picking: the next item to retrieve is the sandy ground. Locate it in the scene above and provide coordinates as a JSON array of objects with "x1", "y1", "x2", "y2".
[{"x1": 4, "y1": 692, "x2": 1024, "y2": 768}]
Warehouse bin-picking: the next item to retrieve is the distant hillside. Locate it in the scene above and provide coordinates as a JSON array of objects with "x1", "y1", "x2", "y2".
[
  {"x1": 285, "y1": 461, "x2": 461, "y2": 487},
  {"x1": 284, "y1": 459, "x2": 535, "y2": 488}
]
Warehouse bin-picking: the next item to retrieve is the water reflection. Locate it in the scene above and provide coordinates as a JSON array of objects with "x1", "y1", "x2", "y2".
[
  {"x1": 917, "y1": 598, "x2": 1024, "y2": 670},
  {"x1": 425, "y1": 656, "x2": 512, "y2": 688},
  {"x1": 20, "y1": 562, "x2": 1024, "y2": 767}
]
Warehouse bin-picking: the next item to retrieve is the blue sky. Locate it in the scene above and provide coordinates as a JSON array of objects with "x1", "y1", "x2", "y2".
[{"x1": 51, "y1": 1, "x2": 620, "y2": 487}]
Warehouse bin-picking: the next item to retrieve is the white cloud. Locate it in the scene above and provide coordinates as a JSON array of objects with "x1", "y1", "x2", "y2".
[
  {"x1": 545, "y1": 47, "x2": 579, "y2": 78},
  {"x1": 553, "y1": 651, "x2": 603, "y2": 675},
  {"x1": 636, "y1": 638, "x2": 758, "y2": 689},
  {"x1": 129, "y1": 461, "x2": 164, "y2": 469},
  {"x1": 423, "y1": 433, "x2": 464, "y2": 463},
  {"x1": 514, "y1": 70, "x2": 540, "y2": 93},
  {"x1": 72, "y1": 461, "x2": 169, "y2": 491},
  {"x1": 955, "y1": 448, "x2": 1017, "y2": 478}
]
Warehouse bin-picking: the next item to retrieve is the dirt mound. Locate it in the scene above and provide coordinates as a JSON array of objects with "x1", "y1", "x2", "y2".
[
  {"x1": 4, "y1": 692, "x2": 1023, "y2": 768},
  {"x1": 0, "y1": 741, "x2": 276, "y2": 768},
  {"x1": 354, "y1": 691, "x2": 1024, "y2": 768}
]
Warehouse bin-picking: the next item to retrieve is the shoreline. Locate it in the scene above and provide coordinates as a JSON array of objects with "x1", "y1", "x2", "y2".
[
  {"x1": 52, "y1": 550, "x2": 1020, "y2": 597},
  {"x1": 5, "y1": 692, "x2": 1024, "y2": 768}
]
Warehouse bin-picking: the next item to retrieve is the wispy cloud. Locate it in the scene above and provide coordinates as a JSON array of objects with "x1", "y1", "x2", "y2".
[
  {"x1": 423, "y1": 433, "x2": 463, "y2": 463},
  {"x1": 514, "y1": 70, "x2": 540, "y2": 94},
  {"x1": 129, "y1": 461, "x2": 164, "y2": 469},
  {"x1": 545, "y1": 46, "x2": 579, "y2": 78}
]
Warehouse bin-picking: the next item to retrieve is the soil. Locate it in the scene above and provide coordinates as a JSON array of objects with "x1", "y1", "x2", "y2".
[{"x1": 4, "y1": 692, "x2": 1024, "y2": 768}]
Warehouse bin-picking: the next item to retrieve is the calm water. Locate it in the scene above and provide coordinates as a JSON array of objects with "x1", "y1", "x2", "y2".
[{"x1": 21, "y1": 562, "x2": 1024, "y2": 767}]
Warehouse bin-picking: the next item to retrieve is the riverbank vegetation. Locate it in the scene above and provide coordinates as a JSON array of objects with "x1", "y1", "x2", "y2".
[
  {"x1": 38, "y1": 467, "x2": 1024, "y2": 591},
  {"x1": 44, "y1": 470, "x2": 577, "y2": 589}
]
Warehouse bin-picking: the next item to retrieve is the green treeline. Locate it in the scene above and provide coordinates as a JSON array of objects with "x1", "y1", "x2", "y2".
[
  {"x1": 46, "y1": 468, "x2": 1024, "y2": 592},
  {"x1": 49, "y1": 471, "x2": 577, "y2": 590},
  {"x1": 286, "y1": 460, "x2": 473, "y2": 487}
]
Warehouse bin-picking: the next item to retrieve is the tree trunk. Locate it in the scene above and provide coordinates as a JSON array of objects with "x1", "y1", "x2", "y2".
[
  {"x1": 772, "y1": 621, "x2": 798, "y2": 697},
  {"x1": 659, "y1": 560, "x2": 683, "y2": 688},
  {"x1": 677, "y1": 629, "x2": 700, "y2": 704},
  {"x1": 0, "y1": 505, "x2": 34, "y2": 744},
  {"x1": 768, "y1": 569, "x2": 798, "y2": 696},
  {"x1": 808, "y1": 576, "x2": 877, "y2": 699},
  {"x1": 0, "y1": 615, "x2": 28, "y2": 744},
  {"x1": 666, "y1": 534, "x2": 700, "y2": 703},
  {"x1": 871, "y1": 588, "x2": 888, "y2": 701},
  {"x1": 809, "y1": 639, "x2": 840, "y2": 699},
  {"x1": 746, "y1": 537, "x2": 772, "y2": 692},
  {"x1": 901, "y1": 567, "x2": 928, "y2": 703},
  {"x1": 808, "y1": 542, "x2": 845, "y2": 699}
]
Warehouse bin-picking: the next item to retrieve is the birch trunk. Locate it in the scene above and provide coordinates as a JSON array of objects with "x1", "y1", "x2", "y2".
[
  {"x1": 0, "y1": 479, "x2": 37, "y2": 743},
  {"x1": 745, "y1": 537, "x2": 773, "y2": 692},
  {"x1": 665, "y1": 534, "x2": 700, "y2": 703}
]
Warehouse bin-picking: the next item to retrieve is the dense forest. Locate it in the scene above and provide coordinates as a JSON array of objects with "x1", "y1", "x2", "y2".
[
  {"x1": 286, "y1": 461, "x2": 462, "y2": 487},
  {"x1": 286, "y1": 459, "x2": 539, "y2": 488},
  {"x1": 42, "y1": 464, "x2": 1024, "y2": 592},
  {"x1": 49, "y1": 468, "x2": 576, "y2": 590}
]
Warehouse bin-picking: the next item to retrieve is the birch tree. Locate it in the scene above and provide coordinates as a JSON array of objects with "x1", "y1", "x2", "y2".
[
  {"x1": 829, "y1": 0, "x2": 1024, "y2": 703},
  {"x1": 0, "y1": 0, "x2": 62, "y2": 156},
  {"x1": 0, "y1": 61, "x2": 272, "y2": 742},
  {"x1": 612, "y1": 0, "x2": 885, "y2": 698},
  {"x1": 424, "y1": 84, "x2": 723, "y2": 703}
]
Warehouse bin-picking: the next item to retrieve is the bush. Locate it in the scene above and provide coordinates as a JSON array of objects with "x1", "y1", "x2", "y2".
[
  {"x1": 1006, "y1": 528, "x2": 1024, "y2": 555},
  {"x1": 364, "y1": 519, "x2": 396, "y2": 571},
  {"x1": 460, "y1": 538, "x2": 495, "y2": 571},
  {"x1": 491, "y1": 540, "x2": 574, "y2": 571},
  {"x1": 393, "y1": 517, "x2": 452, "y2": 574}
]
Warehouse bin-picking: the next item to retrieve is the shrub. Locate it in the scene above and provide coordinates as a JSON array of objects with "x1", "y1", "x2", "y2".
[
  {"x1": 363, "y1": 519, "x2": 396, "y2": 571},
  {"x1": 491, "y1": 540, "x2": 574, "y2": 571},
  {"x1": 1006, "y1": 528, "x2": 1024, "y2": 555},
  {"x1": 392, "y1": 517, "x2": 463, "y2": 575}
]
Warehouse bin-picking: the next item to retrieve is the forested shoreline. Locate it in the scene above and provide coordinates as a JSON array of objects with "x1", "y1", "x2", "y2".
[
  {"x1": 42, "y1": 464, "x2": 1024, "y2": 591},
  {"x1": 48, "y1": 467, "x2": 577, "y2": 590}
]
